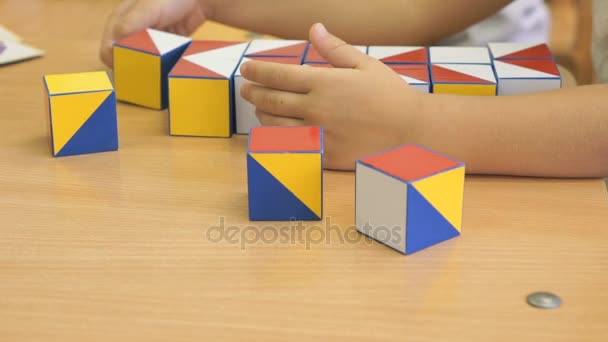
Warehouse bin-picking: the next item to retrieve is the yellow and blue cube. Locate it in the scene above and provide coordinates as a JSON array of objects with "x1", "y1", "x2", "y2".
[
  {"x1": 168, "y1": 41, "x2": 249, "y2": 137},
  {"x1": 43, "y1": 71, "x2": 118, "y2": 157},
  {"x1": 113, "y1": 28, "x2": 191, "y2": 109},
  {"x1": 247, "y1": 126, "x2": 323, "y2": 221}
]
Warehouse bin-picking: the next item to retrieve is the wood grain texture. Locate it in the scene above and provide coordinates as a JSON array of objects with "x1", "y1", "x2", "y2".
[{"x1": 1, "y1": 1, "x2": 607, "y2": 341}]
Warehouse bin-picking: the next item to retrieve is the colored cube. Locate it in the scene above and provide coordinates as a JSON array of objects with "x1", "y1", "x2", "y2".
[
  {"x1": 247, "y1": 126, "x2": 323, "y2": 221},
  {"x1": 168, "y1": 41, "x2": 249, "y2": 137},
  {"x1": 367, "y1": 46, "x2": 428, "y2": 64},
  {"x1": 488, "y1": 43, "x2": 561, "y2": 95},
  {"x1": 304, "y1": 44, "x2": 367, "y2": 64},
  {"x1": 244, "y1": 39, "x2": 308, "y2": 58},
  {"x1": 488, "y1": 42, "x2": 554, "y2": 60},
  {"x1": 389, "y1": 64, "x2": 430, "y2": 93},
  {"x1": 234, "y1": 56, "x2": 302, "y2": 134},
  {"x1": 113, "y1": 28, "x2": 191, "y2": 109},
  {"x1": 429, "y1": 47, "x2": 491, "y2": 64},
  {"x1": 43, "y1": 71, "x2": 118, "y2": 157},
  {"x1": 430, "y1": 63, "x2": 497, "y2": 95},
  {"x1": 493, "y1": 59, "x2": 561, "y2": 95},
  {"x1": 356, "y1": 144, "x2": 465, "y2": 254}
]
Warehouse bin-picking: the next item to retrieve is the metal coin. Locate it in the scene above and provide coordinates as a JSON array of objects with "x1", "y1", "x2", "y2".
[{"x1": 527, "y1": 292, "x2": 561, "y2": 309}]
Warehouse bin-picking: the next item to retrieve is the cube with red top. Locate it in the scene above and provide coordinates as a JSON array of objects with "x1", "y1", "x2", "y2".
[
  {"x1": 247, "y1": 126, "x2": 323, "y2": 221},
  {"x1": 113, "y1": 28, "x2": 191, "y2": 110},
  {"x1": 356, "y1": 144, "x2": 465, "y2": 254}
]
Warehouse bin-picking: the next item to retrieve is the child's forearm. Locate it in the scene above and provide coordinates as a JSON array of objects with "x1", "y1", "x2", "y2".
[
  {"x1": 413, "y1": 85, "x2": 608, "y2": 178},
  {"x1": 207, "y1": 0, "x2": 511, "y2": 45}
]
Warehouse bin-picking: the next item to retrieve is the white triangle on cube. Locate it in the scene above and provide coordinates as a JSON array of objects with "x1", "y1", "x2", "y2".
[
  {"x1": 184, "y1": 53, "x2": 240, "y2": 79},
  {"x1": 399, "y1": 74, "x2": 426, "y2": 85},
  {"x1": 430, "y1": 47, "x2": 491, "y2": 64},
  {"x1": 188, "y1": 42, "x2": 249, "y2": 61},
  {"x1": 147, "y1": 28, "x2": 191, "y2": 55},
  {"x1": 493, "y1": 60, "x2": 559, "y2": 79}
]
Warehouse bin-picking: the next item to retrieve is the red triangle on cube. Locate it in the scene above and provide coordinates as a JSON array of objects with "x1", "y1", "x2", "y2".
[
  {"x1": 390, "y1": 65, "x2": 429, "y2": 83},
  {"x1": 169, "y1": 58, "x2": 226, "y2": 79},
  {"x1": 381, "y1": 48, "x2": 428, "y2": 63},
  {"x1": 115, "y1": 30, "x2": 159, "y2": 55},
  {"x1": 498, "y1": 44, "x2": 553, "y2": 60},
  {"x1": 431, "y1": 65, "x2": 494, "y2": 84}
]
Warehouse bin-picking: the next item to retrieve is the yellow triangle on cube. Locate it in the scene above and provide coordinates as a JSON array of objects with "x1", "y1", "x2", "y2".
[
  {"x1": 412, "y1": 166, "x2": 465, "y2": 232},
  {"x1": 44, "y1": 71, "x2": 113, "y2": 95},
  {"x1": 250, "y1": 153, "x2": 322, "y2": 218},
  {"x1": 50, "y1": 91, "x2": 112, "y2": 154}
]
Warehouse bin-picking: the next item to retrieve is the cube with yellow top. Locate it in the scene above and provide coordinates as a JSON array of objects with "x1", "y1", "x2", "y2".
[{"x1": 43, "y1": 71, "x2": 118, "y2": 157}]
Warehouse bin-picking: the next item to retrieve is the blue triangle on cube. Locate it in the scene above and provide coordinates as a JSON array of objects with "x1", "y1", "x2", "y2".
[
  {"x1": 405, "y1": 184, "x2": 460, "y2": 254},
  {"x1": 56, "y1": 92, "x2": 119, "y2": 157},
  {"x1": 161, "y1": 43, "x2": 190, "y2": 109},
  {"x1": 247, "y1": 154, "x2": 319, "y2": 221}
]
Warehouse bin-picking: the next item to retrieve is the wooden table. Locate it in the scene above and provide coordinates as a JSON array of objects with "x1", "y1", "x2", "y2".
[{"x1": 1, "y1": 1, "x2": 607, "y2": 341}]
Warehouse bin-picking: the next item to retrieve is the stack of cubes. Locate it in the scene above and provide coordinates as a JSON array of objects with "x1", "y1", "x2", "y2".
[
  {"x1": 488, "y1": 42, "x2": 561, "y2": 95},
  {"x1": 235, "y1": 40, "x2": 309, "y2": 134},
  {"x1": 367, "y1": 46, "x2": 430, "y2": 92},
  {"x1": 429, "y1": 47, "x2": 497, "y2": 96}
]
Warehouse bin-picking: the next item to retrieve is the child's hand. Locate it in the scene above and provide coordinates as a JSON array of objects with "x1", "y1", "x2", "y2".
[
  {"x1": 240, "y1": 23, "x2": 429, "y2": 170},
  {"x1": 100, "y1": 0, "x2": 210, "y2": 67}
]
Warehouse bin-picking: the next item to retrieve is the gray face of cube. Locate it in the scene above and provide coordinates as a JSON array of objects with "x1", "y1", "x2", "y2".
[{"x1": 355, "y1": 163, "x2": 407, "y2": 253}]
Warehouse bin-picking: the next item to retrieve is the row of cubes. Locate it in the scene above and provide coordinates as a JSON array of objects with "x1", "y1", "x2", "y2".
[{"x1": 112, "y1": 29, "x2": 562, "y2": 138}]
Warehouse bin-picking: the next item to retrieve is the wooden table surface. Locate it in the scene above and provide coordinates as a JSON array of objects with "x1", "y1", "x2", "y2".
[{"x1": 1, "y1": 1, "x2": 607, "y2": 341}]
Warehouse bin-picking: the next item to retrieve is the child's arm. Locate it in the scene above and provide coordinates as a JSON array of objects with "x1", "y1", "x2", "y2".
[
  {"x1": 208, "y1": 0, "x2": 512, "y2": 45},
  {"x1": 240, "y1": 24, "x2": 608, "y2": 178},
  {"x1": 100, "y1": 0, "x2": 511, "y2": 66}
]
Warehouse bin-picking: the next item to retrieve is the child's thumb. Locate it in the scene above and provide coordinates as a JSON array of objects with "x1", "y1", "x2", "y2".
[{"x1": 309, "y1": 23, "x2": 369, "y2": 69}]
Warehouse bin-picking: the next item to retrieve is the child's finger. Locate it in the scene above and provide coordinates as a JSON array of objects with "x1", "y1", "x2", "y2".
[
  {"x1": 309, "y1": 23, "x2": 371, "y2": 69},
  {"x1": 100, "y1": 0, "x2": 137, "y2": 67},
  {"x1": 255, "y1": 110, "x2": 305, "y2": 127},
  {"x1": 240, "y1": 61, "x2": 313, "y2": 94},
  {"x1": 112, "y1": 2, "x2": 158, "y2": 43},
  {"x1": 241, "y1": 83, "x2": 307, "y2": 119}
]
